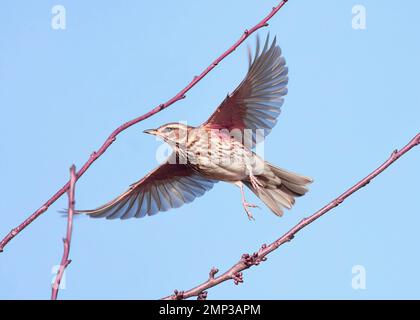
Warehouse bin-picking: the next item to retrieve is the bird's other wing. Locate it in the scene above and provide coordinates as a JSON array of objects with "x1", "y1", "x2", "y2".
[
  {"x1": 75, "y1": 161, "x2": 216, "y2": 220},
  {"x1": 202, "y1": 34, "x2": 288, "y2": 146}
]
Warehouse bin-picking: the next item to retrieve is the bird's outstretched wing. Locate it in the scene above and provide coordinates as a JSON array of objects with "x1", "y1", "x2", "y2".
[
  {"x1": 76, "y1": 161, "x2": 216, "y2": 220},
  {"x1": 202, "y1": 34, "x2": 288, "y2": 146}
]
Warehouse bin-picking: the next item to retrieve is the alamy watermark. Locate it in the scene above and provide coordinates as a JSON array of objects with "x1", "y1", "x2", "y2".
[
  {"x1": 351, "y1": 264, "x2": 366, "y2": 290},
  {"x1": 352, "y1": 5, "x2": 366, "y2": 30},
  {"x1": 51, "y1": 265, "x2": 67, "y2": 290},
  {"x1": 51, "y1": 5, "x2": 66, "y2": 30}
]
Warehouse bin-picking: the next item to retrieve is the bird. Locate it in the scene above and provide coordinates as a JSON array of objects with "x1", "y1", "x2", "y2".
[{"x1": 76, "y1": 35, "x2": 312, "y2": 221}]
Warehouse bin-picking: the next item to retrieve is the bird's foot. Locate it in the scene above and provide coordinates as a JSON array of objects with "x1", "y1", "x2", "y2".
[
  {"x1": 243, "y1": 202, "x2": 259, "y2": 221},
  {"x1": 249, "y1": 173, "x2": 263, "y2": 191}
]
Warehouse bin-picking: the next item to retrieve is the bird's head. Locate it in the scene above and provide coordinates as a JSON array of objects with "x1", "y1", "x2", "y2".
[{"x1": 143, "y1": 122, "x2": 190, "y2": 146}]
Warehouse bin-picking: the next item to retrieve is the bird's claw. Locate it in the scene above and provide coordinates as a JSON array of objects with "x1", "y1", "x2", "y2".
[
  {"x1": 249, "y1": 173, "x2": 263, "y2": 191},
  {"x1": 244, "y1": 202, "x2": 259, "y2": 208},
  {"x1": 246, "y1": 211, "x2": 255, "y2": 221},
  {"x1": 243, "y1": 202, "x2": 259, "y2": 220}
]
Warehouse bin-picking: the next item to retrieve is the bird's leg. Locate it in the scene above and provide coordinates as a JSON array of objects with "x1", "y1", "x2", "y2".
[
  {"x1": 235, "y1": 181, "x2": 259, "y2": 221},
  {"x1": 246, "y1": 163, "x2": 263, "y2": 192}
]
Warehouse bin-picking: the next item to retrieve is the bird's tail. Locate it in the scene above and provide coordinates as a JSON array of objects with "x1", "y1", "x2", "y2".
[{"x1": 243, "y1": 162, "x2": 312, "y2": 216}]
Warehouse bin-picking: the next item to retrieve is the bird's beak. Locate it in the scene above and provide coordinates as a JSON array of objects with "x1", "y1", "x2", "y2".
[{"x1": 143, "y1": 129, "x2": 157, "y2": 135}]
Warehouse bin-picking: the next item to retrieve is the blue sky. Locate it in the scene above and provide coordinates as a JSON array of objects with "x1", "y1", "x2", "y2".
[{"x1": 0, "y1": 0, "x2": 419, "y2": 299}]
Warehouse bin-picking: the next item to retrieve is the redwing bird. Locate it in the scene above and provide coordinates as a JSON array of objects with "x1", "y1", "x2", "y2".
[{"x1": 77, "y1": 35, "x2": 312, "y2": 220}]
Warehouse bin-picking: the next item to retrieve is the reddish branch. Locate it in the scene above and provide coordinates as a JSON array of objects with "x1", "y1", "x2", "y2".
[
  {"x1": 0, "y1": 0, "x2": 289, "y2": 253},
  {"x1": 51, "y1": 165, "x2": 76, "y2": 300},
  {"x1": 162, "y1": 132, "x2": 420, "y2": 300}
]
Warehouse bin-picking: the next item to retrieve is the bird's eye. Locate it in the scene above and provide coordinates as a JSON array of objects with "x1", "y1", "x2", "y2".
[{"x1": 164, "y1": 127, "x2": 173, "y2": 132}]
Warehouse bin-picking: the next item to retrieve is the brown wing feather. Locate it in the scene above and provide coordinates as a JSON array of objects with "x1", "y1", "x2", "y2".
[
  {"x1": 202, "y1": 34, "x2": 288, "y2": 146},
  {"x1": 76, "y1": 161, "x2": 216, "y2": 220}
]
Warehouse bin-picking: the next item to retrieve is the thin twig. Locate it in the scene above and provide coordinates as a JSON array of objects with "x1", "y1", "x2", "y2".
[
  {"x1": 0, "y1": 0, "x2": 289, "y2": 253},
  {"x1": 162, "y1": 132, "x2": 420, "y2": 300},
  {"x1": 51, "y1": 165, "x2": 76, "y2": 300}
]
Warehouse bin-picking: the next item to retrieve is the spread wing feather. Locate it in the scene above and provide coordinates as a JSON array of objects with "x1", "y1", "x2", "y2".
[
  {"x1": 76, "y1": 161, "x2": 216, "y2": 220},
  {"x1": 202, "y1": 34, "x2": 288, "y2": 146}
]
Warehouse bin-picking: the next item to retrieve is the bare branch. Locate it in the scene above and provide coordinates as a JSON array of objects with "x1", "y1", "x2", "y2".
[
  {"x1": 162, "y1": 132, "x2": 420, "y2": 300},
  {"x1": 0, "y1": 0, "x2": 290, "y2": 253},
  {"x1": 51, "y1": 165, "x2": 77, "y2": 300}
]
